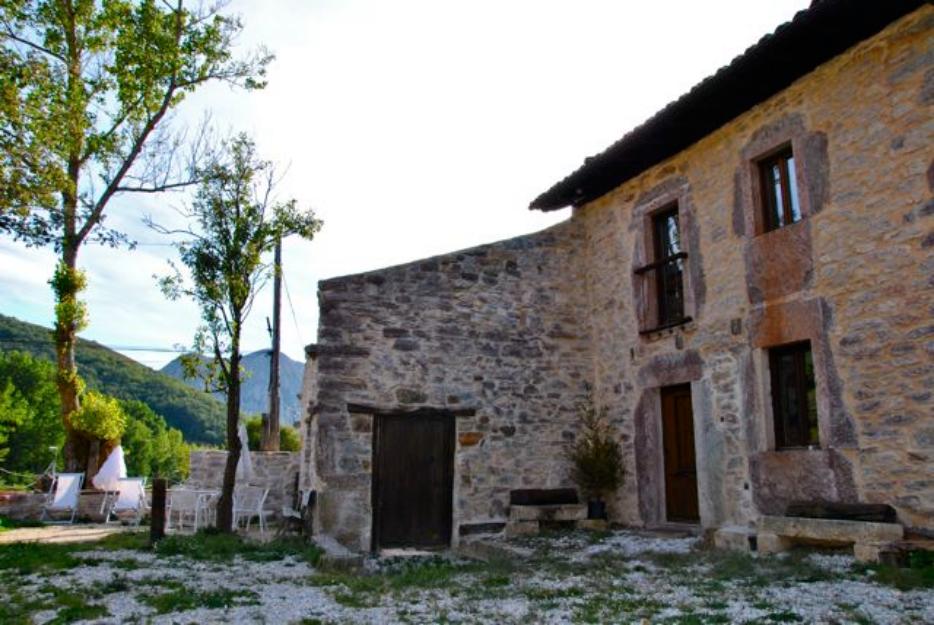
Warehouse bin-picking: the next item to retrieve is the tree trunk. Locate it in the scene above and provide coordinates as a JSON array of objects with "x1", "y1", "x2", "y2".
[
  {"x1": 216, "y1": 346, "x2": 242, "y2": 533},
  {"x1": 56, "y1": 246, "x2": 88, "y2": 473}
]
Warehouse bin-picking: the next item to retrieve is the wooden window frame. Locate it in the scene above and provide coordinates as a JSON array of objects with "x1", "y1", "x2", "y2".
[
  {"x1": 647, "y1": 205, "x2": 686, "y2": 330},
  {"x1": 758, "y1": 145, "x2": 801, "y2": 232},
  {"x1": 768, "y1": 341, "x2": 819, "y2": 450}
]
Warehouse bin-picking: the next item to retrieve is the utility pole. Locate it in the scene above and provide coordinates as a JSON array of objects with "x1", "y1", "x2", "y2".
[{"x1": 262, "y1": 236, "x2": 282, "y2": 451}]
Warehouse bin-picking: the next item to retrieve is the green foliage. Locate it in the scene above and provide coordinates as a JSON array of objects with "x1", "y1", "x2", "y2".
[
  {"x1": 0, "y1": 381, "x2": 28, "y2": 463},
  {"x1": 567, "y1": 406, "x2": 624, "y2": 498},
  {"x1": 0, "y1": 0, "x2": 271, "y2": 249},
  {"x1": 154, "y1": 531, "x2": 322, "y2": 565},
  {"x1": 245, "y1": 415, "x2": 301, "y2": 452},
  {"x1": 0, "y1": 350, "x2": 62, "y2": 478},
  {"x1": 0, "y1": 349, "x2": 189, "y2": 481},
  {"x1": 141, "y1": 587, "x2": 259, "y2": 614},
  {"x1": 119, "y1": 399, "x2": 190, "y2": 481},
  {"x1": 49, "y1": 263, "x2": 88, "y2": 336},
  {"x1": 0, "y1": 315, "x2": 225, "y2": 443},
  {"x1": 280, "y1": 423, "x2": 302, "y2": 451},
  {"x1": 71, "y1": 390, "x2": 126, "y2": 441},
  {"x1": 1, "y1": 0, "x2": 271, "y2": 472}
]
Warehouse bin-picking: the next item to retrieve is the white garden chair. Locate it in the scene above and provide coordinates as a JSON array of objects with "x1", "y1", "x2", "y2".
[
  {"x1": 105, "y1": 478, "x2": 147, "y2": 526},
  {"x1": 41, "y1": 473, "x2": 84, "y2": 524},
  {"x1": 233, "y1": 485, "x2": 271, "y2": 535},
  {"x1": 167, "y1": 488, "x2": 201, "y2": 532}
]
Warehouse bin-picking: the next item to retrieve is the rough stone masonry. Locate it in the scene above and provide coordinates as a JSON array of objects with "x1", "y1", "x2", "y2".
[{"x1": 301, "y1": 4, "x2": 933, "y2": 551}]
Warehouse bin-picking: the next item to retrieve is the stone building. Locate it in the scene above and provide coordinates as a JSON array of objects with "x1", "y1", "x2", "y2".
[{"x1": 300, "y1": 0, "x2": 933, "y2": 552}]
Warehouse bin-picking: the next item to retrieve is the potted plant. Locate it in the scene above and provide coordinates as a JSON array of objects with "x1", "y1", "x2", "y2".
[{"x1": 567, "y1": 406, "x2": 623, "y2": 520}]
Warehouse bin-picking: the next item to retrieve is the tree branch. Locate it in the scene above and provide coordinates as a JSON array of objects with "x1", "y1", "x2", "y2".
[
  {"x1": 115, "y1": 179, "x2": 198, "y2": 194},
  {"x1": 1, "y1": 26, "x2": 67, "y2": 63}
]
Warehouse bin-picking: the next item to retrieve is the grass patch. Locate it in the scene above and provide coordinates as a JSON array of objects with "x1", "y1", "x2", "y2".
[
  {"x1": 644, "y1": 548, "x2": 837, "y2": 587},
  {"x1": 46, "y1": 592, "x2": 109, "y2": 624},
  {"x1": 855, "y1": 551, "x2": 934, "y2": 591},
  {"x1": 0, "y1": 515, "x2": 45, "y2": 532},
  {"x1": 0, "y1": 541, "x2": 82, "y2": 574},
  {"x1": 141, "y1": 587, "x2": 259, "y2": 614},
  {"x1": 524, "y1": 585, "x2": 585, "y2": 601},
  {"x1": 573, "y1": 593, "x2": 662, "y2": 623},
  {"x1": 154, "y1": 530, "x2": 323, "y2": 565},
  {"x1": 0, "y1": 530, "x2": 148, "y2": 574}
]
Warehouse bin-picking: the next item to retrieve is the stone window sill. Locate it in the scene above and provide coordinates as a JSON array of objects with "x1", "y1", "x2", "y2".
[{"x1": 639, "y1": 316, "x2": 694, "y2": 339}]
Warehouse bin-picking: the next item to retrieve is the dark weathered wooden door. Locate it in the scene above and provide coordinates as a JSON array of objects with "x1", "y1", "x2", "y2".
[
  {"x1": 661, "y1": 384, "x2": 699, "y2": 523},
  {"x1": 373, "y1": 413, "x2": 454, "y2": 549}
]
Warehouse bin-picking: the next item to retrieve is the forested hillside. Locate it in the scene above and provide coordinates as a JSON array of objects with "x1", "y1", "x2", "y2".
[{"x1": 0, "y1": 314, "x2": 224, "y2": 444}]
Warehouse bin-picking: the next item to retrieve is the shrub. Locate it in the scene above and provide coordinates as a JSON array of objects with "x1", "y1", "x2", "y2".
[
  {"x1": 245, "y1": 415, "x2": 301, "y2": 451},
  {"x1": 567, "y1": 406, "x2": 623, "y2": 499},
  {"x1": 71, "y1": 391, "x2": 126, "y2": 441}
]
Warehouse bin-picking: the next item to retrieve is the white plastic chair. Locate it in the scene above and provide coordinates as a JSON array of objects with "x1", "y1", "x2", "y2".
[
  {"x1": 233, "y1": 485, "x2": 271, "y2": 535},
  {"x1": 167, "y1": 488, "x2": 200, "y2": 532},
  {"x1": 41, "y1": 473, "x2": 84, "y2": 524},
  {"x1": 105, "y1": 478, "x2": 147, "y2": 526}
]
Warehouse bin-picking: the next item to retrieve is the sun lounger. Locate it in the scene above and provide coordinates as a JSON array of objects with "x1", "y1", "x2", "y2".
[{"x1": 41, "y1": 473, "x2": 84, "y2": 524}]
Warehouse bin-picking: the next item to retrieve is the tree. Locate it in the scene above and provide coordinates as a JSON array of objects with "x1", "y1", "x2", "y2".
[
  {"x1": 0, "y1": 350, "x2": 62, "y2": 476},
  {"x1": 0, "y1": 381, "x2": 29, "y2": 464},
  {"x1": 119, "y1": 398, "x2": 189, "y2": 482},
  {"x1": 0, "y1": 0, "x2": 271, "y2": 473},
  {"x1": 153, "y1": 134, "x2": 321, "y2": 532}
]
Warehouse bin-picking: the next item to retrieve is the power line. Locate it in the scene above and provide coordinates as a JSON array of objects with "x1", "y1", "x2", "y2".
[
  {"x1": 282, "y1": 272, "x2": 303, "y2": 347},
  {"x1": 0, "y1": 338, "x2": 186, "y2": 353}
]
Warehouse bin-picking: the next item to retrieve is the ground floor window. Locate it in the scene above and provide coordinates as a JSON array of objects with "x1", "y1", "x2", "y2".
[{"x1": 769, "y1": 341, "x2": 818, "y2": 449}]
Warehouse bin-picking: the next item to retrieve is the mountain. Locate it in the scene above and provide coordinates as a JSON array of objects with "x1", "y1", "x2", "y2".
[
  {"x1": 0, "y1": 314, "x2": 225, "y2": 444},
  {"x1": 161, "y1": 350, "x2": 304, "y2": 425}
]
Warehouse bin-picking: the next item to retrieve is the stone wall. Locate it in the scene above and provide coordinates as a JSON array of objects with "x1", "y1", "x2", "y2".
[
  {"x1": 0, "y1": 490, "x2": 121, "y2": 522},
  {"x1": 306, "y1": 221, "x2": 594, "y2": 551},
  {"x1": 188, "y1": 451, "x2": 300, "y2": 516},
  {"x1": 576, "y1": 7, "x2": 933, "y2": 531}
]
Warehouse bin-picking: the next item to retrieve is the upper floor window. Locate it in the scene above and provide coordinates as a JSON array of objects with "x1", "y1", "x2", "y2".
[
  {"x1": 651, "y1": 206, "x2": 685, "y2": 328},
  {"x1": 759, "y1": 146, "x2": 802, "y2": 232},
  {"x1": 769, "y1": 341, "x2": 818, "y2": 449}
]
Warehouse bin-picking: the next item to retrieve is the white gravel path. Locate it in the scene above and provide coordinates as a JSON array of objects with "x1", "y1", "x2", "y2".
[{"x1": 3, "y1": 530, "x2": 932, "y2": 624}]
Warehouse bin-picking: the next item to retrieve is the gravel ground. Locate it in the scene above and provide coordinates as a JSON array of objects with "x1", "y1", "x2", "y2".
[{"x1": 2, "y1": 530, "x2": 932, "y2": 624}]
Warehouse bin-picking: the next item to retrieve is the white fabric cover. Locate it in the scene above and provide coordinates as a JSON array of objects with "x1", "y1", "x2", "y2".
[
  {"x1": 236, "y1": 424, "x2": 253, "y2": 480},
  {"x1": 92, "y1": 445, "x2": 127, "y2": 491},
  {"x1": 49, "y1": 473, "x2": 83, "y2": 510}
]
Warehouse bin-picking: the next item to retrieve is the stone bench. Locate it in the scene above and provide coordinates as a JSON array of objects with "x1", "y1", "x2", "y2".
[
  {"x1": 506, "y1": 503, "x2": 589, "y2": 536},
  {"x1": 757, "y1": 515, "x2": 904, "y2": 563}
]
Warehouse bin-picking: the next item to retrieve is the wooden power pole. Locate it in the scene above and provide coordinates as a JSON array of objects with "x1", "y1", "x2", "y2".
[{"x1": 262, "y1": 237, "x2": 282, "y2": 451}]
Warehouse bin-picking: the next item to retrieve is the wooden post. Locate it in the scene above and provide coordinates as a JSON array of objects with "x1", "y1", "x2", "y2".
[
  {"x1": 150, "y1": 478, "x2": 166, "y2": 544},
  {"x1": 261, "y1": 236, "x2": 282, "y2": 451}
]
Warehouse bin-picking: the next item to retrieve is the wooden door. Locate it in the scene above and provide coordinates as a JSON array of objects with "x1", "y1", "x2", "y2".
[
  {"x1": 661, "y1": 384, "x2": 699, "y2": 523},
  {"x1": 372, "y1": 413, "x2": 454, "y2": 549}
]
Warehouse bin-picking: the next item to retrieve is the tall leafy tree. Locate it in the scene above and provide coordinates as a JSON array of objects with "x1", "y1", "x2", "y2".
[
  {"x1": 153, "y1": 133, "x2": 321, "y2": 532},
  {"x1": 0, "y1": 0, "x2": 271, "y2": 472}
]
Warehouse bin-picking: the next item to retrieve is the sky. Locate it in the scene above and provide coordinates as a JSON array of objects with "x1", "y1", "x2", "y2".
[{"x1": 0, "y1": 0, "x2": 811, "y2": 369}]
